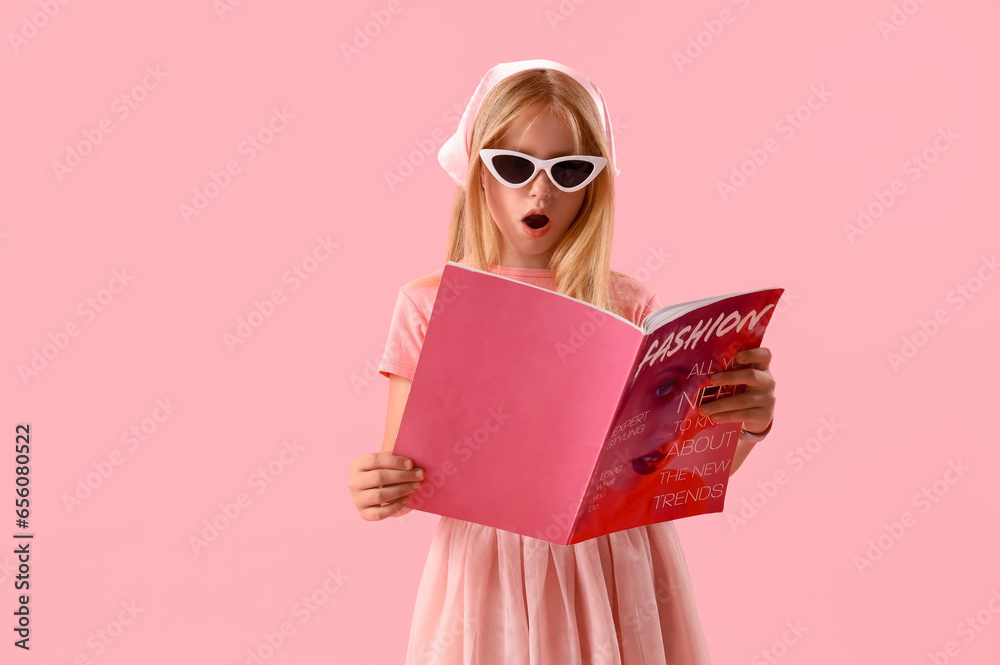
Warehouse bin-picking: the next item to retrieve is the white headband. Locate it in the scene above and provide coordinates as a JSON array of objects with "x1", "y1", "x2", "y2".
[{"x1": 437, "y1": 59, "x2": 620, "y2": 190}]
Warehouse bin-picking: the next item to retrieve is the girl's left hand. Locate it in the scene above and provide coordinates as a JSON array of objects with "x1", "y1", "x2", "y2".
[{"x1": 698, "y1": 347, "x2": 775, "y2": 435}]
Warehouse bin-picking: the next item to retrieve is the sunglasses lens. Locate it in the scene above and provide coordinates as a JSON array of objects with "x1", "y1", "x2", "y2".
[
  {"x1": 492, "y1": 154, "x2": 535, "y2": 184},
  {"x1": 551, "y1": 160, "x2": 596, "y2": 189}
]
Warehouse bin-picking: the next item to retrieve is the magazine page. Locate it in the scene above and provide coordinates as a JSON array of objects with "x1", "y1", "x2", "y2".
[
  {"x1": 392, "y1": 263, "x2": 647, "y2": 542},
  {"x1": 569, "y1": 288, "x2": 784, "y2": 544},
  {"x1": 642, "y1": 291, "x2": 744, "y2": 333}
]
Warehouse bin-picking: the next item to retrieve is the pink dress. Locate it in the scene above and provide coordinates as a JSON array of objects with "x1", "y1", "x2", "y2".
[{"x1": 378, "y1": 261, "x2": 714, "y2": 665}]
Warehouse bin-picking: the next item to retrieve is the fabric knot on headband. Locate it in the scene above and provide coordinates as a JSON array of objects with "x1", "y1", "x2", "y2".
[{"x1": 437, "y1": 58, "x2": 620, "y2": 191}]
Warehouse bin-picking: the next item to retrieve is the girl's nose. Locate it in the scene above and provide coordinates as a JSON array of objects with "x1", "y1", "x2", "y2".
[{"x1": 528, "y1": 169, "x2": 555, "y2": 196}]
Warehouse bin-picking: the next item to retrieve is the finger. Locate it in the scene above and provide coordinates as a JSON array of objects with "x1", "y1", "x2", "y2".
[
  {"x1": 357, "y1": 479, "x2": 423, "y2": 512},
  {"x1": 702, "y1": 406, "x2": 771, "y2": 427},
  {"x1": 355, "y1": 452, "x2": 417, "y2": 473},
  {"x1": 393, "y1": 503, "x2": 415, "y2": 519},
  {"x1": 348, "y1": 464, "x2": 424, "y2": 494},
  {"x1": 736, "y1": 347, "x2": 771, "y2": 371},
  {"x1": 360, "y1": 495, "x2": 414, "y2": 521},
  {"x1": 709, "y1": 367, "x2": 771, "y2": 388},
  {"x1": 699, "y1": 391, "x2": 771, "y2": 416},
  {"x1": 350, "y1": 454, "x2": 420, "y2": 489}
]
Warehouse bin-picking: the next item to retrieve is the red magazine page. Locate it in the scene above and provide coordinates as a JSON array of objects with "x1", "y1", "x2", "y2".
[{"x1": 569, "y1": 288, "x2": 784, "y2": 544}]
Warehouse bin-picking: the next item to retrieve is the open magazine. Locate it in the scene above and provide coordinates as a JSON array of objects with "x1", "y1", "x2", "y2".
[{"x1": 392, "y1": 261, "x2": 784, "y2": 545}]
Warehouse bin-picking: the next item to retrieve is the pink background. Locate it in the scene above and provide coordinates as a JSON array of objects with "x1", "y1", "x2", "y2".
[{"x1": 2, "y1": 1, "x2": 998, "y2": 663}]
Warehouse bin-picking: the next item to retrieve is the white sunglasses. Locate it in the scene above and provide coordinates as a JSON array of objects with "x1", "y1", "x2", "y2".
[{"x1": 479, "y1": 148, "x2": 608, "y2": 193}]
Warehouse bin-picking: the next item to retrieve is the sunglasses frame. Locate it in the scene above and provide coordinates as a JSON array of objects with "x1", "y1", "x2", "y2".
[{"x1": 479, "y1": 148, "x2": 608, "y2": 193}]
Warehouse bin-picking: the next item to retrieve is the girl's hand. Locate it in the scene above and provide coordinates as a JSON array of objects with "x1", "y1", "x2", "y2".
[
  {"x1": 698, "y1": 347, "x2": 775, "y2": 435},
  {"x1": 348, "y1": 452, "x2": 425, "y2": 521}
]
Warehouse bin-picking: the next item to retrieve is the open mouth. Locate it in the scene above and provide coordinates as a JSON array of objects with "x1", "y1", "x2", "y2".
[{"x1": 522, "y1": 213, "x2": 549, "y2": 229}]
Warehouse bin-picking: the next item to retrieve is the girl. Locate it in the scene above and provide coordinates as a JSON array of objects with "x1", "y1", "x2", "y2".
[{"x1": 347, "y1": 59, "x2": 776, "y2": 665}]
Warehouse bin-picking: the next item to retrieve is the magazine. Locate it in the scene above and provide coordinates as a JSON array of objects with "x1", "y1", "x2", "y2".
[{"x1": 392, "y1": 261, "x2": 784, "y2": 545}]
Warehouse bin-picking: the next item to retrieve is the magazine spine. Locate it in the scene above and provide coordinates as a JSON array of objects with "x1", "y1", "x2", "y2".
[{"x1": 566, "y1": 332, "x2": 649, "y2": 542}]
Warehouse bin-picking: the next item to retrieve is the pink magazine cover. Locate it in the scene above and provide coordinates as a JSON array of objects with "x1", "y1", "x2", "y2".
[{"x1": 393, "y1": 261, "x2": 784, "y2": 545}]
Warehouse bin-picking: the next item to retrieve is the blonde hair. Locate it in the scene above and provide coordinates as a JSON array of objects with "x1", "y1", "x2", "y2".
[{"x1": 443, "y1": 68, "x2": 629, "y2": 318}]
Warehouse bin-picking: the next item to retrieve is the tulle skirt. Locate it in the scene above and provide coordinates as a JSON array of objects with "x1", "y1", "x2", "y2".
[{"x1": 404, "y1": 516, "x2": 713, "y2": 665}]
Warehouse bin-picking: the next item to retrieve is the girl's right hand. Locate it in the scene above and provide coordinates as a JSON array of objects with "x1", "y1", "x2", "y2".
[{"x1": 348, "y1": 452, "x2": 424, "y2": 521}]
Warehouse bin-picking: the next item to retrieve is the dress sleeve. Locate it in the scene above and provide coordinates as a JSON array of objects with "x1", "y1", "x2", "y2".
[
  {"x1": 377, "y1": 289, "x2": 427, "y2": 381},
  {"x1": 638, "y1": 290, "x2": 664, "y2": 324}
]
